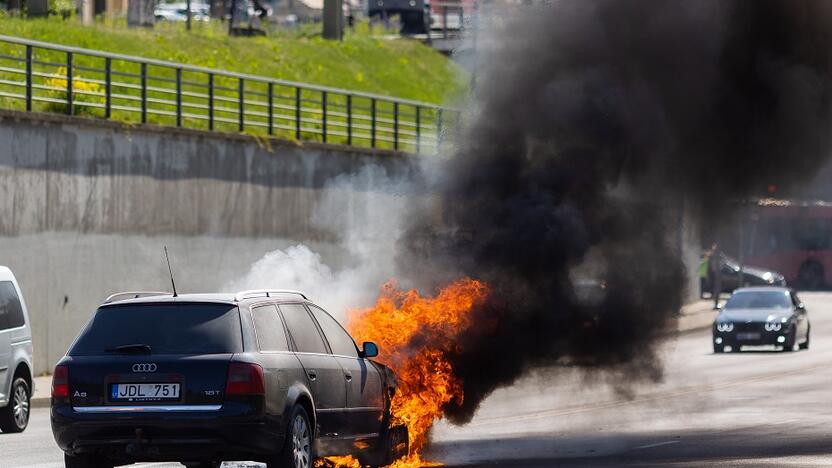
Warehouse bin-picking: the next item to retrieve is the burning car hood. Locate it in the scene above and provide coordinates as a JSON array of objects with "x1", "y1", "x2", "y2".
[{"x1": 718, "y1": 308, "x2": 793, "y2": 323}]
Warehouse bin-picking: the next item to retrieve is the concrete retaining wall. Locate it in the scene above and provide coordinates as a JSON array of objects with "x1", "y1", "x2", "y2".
[{"x1": 0, "y1": 111, "x2": 417, "y2": 374}]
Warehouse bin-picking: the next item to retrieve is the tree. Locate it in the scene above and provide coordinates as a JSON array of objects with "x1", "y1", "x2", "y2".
[
  {"x1": 322, "y1": 0, "x2": 343, "y2": 40},
  {"x1": 127, "y1": 0, "x2": 155, "y2": 27}
]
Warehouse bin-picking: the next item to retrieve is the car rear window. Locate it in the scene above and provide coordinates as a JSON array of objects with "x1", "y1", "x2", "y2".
[{"x1": 69, "y1": 303, "x2": 243, "y2": 356}]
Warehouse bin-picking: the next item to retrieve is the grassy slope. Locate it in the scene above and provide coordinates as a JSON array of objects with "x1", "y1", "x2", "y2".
[{"x1": 0, "y1": 17, "x2": 466, "y2": 104}]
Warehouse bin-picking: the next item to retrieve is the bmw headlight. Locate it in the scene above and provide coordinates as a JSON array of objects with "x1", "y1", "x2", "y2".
[
  {"x1": 717, "y1": 322, "x2": 734, "y2": 332},
  {"x1": 765, "y1": 322, "x2": 782, "y2": 332}
]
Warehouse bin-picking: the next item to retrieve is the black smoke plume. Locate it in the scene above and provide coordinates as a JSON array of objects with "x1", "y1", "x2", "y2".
[{"x1": 402, "y1": 0, "x2": 832, "y2": 423}]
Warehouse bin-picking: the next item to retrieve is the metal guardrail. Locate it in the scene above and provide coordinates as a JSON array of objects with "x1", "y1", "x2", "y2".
[{"x1": 0, "y1": 34, "x2": 462, "y2": 154}]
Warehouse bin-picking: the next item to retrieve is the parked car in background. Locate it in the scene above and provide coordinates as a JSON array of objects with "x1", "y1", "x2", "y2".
[
  {"x1": 704, "y1": 255, "x2": 786, "y2": 294},
  {"x1": 0, "y1": 266, "x2": 34, "y2": 433},
  {"x1": 154, "y1": 2, "x2": 211, "y2": 21},
  {"x1": 713, "y1": 287, "x2": 809, "y2": 353},
  {"x1": 52, "y1": 290, "x2": 407, "y2": 468}
]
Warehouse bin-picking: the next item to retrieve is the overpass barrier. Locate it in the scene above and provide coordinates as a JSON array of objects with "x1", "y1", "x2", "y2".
[{"x1": 0, "y1": 34, "x2": 462, "y2": 154}]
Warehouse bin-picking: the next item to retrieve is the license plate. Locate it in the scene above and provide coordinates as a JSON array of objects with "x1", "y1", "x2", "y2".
[
  {"x1": 737, "y1": 332, "x2": 761, "y2": 340},
  {"x1": 111, "y1": 383, "x2": 180, "y2": 401}
]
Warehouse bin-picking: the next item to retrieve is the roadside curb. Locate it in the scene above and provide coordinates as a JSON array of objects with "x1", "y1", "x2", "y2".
[{"x1": 677, "y1": 300, "x2": 717, "y2": 334}]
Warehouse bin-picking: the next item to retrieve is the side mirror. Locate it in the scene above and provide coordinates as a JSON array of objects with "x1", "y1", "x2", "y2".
[
  {"x1": 798, "y1": 303, "x2": 806, "y2": 311},
  {"x1": 361, "y1": 342, "x2": 379, "y2": 358}
]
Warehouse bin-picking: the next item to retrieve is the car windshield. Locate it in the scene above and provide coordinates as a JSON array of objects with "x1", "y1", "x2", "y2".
[
  {"x1": 69, "y1": 303, "x2": 243, "y2": 356},
  {"x1": 724, "y1": 291, "x2": 791, "y2": 310}
]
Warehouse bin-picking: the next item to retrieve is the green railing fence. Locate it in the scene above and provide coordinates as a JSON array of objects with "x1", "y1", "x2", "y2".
[{"x1": 0, "y1": 34, "x2": 462, "y2": 154}]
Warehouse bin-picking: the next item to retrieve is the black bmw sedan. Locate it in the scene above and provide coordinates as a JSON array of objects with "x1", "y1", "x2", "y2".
[{"x1": 713, "y1": 287, "x2": 810, "y2": 353}]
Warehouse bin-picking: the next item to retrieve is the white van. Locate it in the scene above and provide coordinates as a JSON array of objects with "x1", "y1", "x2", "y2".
[{"x1": 0, "y1": 266, "x2": 33, "y2": 433}]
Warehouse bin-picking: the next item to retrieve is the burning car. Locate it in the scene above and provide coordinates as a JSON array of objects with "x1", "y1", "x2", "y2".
[{"x1": 51, "y1": 290, "x2": 407, "y2": 468}]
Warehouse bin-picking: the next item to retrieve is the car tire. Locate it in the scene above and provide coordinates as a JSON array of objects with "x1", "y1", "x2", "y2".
[
  {"x1": 183, "y1": 463, "x2": 221, "y2": 468},
  {"x1": 781, "y1": 330, "x2": 797, "y2": 352},
  {"x1": 269, "y1": 405, "x2": 315, "y2": 468},
  {"x1": 800, "y1": 327, "x2": 811, "y2": 350},
  {"x1": 713, "y1": 344, "x2": 724, "y2": 353},
  {"x1": 0, "y1": 377, "x2": 30, "y2": 433},
  {"x1": 64, "y1": 453, "x2": 114, "y2": 468}
]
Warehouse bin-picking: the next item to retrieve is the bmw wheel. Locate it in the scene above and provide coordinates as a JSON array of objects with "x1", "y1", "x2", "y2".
[
  {"x1": 270, "y1": 405, "x2": 315, "y2": 468},
  {"x1": 0, "y1": 378, "x2": 30, "y2": 433},
  {"x1": 781, "y1": 329, "x2": 797, "y2": 352},
  {"x1": 800, "y1": 327, "x2": 811, "y2": 350}
]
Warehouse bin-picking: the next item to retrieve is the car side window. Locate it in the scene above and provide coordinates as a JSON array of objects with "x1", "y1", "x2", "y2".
[
  {"x1": 278, "y1": 303, "x2": 328, "y2": 354},
  {"x1": 0, "y1": 281, "x2": 24, "y2": 331},
  {"x1": 251, "y1": 305, "x2": 290, "y2": 352},
  {"x1": 309, "y1": 305, "x2": 358, "y2": 358}
]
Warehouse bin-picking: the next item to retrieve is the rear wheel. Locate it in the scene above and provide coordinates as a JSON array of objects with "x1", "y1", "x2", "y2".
[
  {"x1": 269, "y1": 405, "x2": 314, "y2": 468},
  {"x1": 0, "y1": 378, "x2": 30, "y2": 433},
  {"x1": 63, "y1": 453, "x2": 114, "y2": 468},
  {"x1": 183, "y1": 462, "x2": 221, "y2": 468},
  {"x1": 713, "y1": 344, "x2": 724, "y2": 354}
]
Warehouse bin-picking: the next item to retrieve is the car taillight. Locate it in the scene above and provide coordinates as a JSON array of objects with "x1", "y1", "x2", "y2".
[
  {"x1": 226, "y1": 362, "x2": 265, "y2": 396},
  {"x1": 52, "y1": 365, "x2": 69, "y2": 398}
]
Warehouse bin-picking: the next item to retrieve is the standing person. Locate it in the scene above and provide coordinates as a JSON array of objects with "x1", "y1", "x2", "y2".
[
  {"x1": 709, "y1": 244, "x2": 723, "y2": 309},
  {"x1": 699, "y1": 249, "x2": 711, "y2": 299}
]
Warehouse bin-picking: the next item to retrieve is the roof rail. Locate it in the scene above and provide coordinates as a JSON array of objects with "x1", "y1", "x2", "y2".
[
  {"x1": 235, "y1": 289, "x2": 309, "y2": 302},
  {"x1": 104, "y1": 291, "x2": 173, "y2": 304}
]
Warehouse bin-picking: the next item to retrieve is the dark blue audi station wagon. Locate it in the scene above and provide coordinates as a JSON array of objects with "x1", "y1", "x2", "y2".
[{"x1": 51, "y1": 290, "x2": 407, "y2": 468}]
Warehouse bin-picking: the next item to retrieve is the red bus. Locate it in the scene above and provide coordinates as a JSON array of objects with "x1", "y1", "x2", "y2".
[{"x1": 741, "y1": 199, "x2": 832, "y2": 289}]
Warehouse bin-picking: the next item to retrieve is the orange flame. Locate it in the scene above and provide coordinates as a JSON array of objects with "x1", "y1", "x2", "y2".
[
  {"x1": 314, "y1": 456, "x2": 362, "y2": 468},
  {"x1": 339, "y1": 277, "x2": 489, "y2": 467}
]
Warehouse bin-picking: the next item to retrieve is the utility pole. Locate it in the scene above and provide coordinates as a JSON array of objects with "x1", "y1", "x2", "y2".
[
  {"x1": 228, "y1": 0, "x2": 235, "y2": 35},
  {"x1": 127, "y1": 0, "x2": 155, "y2": 27},
  {"x1": 186, "y1": 0, "x2": 192, "y2": 29},
  {"x1": 322, "y1": 0, "x2": 343, "y2": 40},
  {"x1": 82, "y1": 0, "x2": 94, "y2": 24}
]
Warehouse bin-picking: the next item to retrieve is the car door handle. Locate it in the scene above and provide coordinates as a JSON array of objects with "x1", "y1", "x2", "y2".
[
  {"x1": 307, "y1": 370, "x2": 317, "y2": 381},
  {"x1": 344, "y1": 373, "x2": 352, "y2": 382}
]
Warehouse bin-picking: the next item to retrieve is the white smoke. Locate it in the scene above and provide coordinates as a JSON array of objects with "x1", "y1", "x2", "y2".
[{"x1": 226, "y1": 165, "x2": 421, "y2": 322}]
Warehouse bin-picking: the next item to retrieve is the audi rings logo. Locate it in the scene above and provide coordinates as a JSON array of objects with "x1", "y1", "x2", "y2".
[{"x1": 132, "y1": 363, "x2": 157, "y2": 373}]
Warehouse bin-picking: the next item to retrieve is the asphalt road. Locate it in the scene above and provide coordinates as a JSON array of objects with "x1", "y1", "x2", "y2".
[{"x1": 4, "y1": 293, "x2": 832, "y2": 467}]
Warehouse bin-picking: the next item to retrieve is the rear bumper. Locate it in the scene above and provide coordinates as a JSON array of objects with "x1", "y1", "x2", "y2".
[{"x1": 51, "y1": 402, "x2": 283, "y2": 462}]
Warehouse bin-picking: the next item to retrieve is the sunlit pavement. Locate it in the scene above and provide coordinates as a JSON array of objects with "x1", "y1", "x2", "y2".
[
  {"x1": 429, "y1": 292, "x2": 832, "y2": 467},
  {"x1": 5, "y1": 293, "x2": 832, "y2": 467}
]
